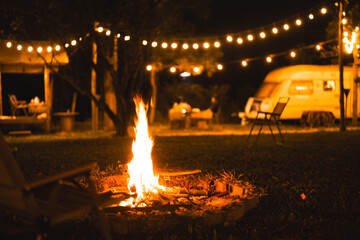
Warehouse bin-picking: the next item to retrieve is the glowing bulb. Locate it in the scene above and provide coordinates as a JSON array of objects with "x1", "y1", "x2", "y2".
[
  {"x1": 27, "y1": 46, "x2": 33, "y2": 52},
  {"x1": 146, "y1": 65, "x2": 152, "y2": 71},
  {"x1": 171, "y1": 43, "x2": 178, "y2": 49},
  {"x1": 260, "y1": 32, "x2": 266, "y2": 39},
  {"x1": 170, "y1": 67, "x2": 176, "y2": 73},
  {"x1": 237, "y1": 37, "x2": 243, "y2": 44},
  {"x1": 47, "y1": 46, "x2": 52, "y2": 52},
  {"x1": 65, "y1": 43, "x2": 69, "y2": 48},
  {"x1": 97, "y1": 27, "x2": 104, "y2": 33},
  {"x1": 203, "y1": 42, "x2": 210, "y2": 48},
  {"x1": 321, "y1": 8, "x2": 327, "y2": 14},
  {"x1": 37, "y1": 47, "x2": 43, "y2": 53},
  {"x1": 79, "y1": 37, "x2": 83, "y2": 41},
  {"x1": 106, "y1": 30, "x2": 111, "y2": 36},
  {"x1": 193, "y1": 67, "x2": 200, "y2": 73},
  {"x1": 309, "y1": 13, "x2": 314, "y2": 20},
  {"x1": 117, "y1": 33, "x2": 121, "y2": 38},
  {"x1": 316, "y1": 44, "x2": 321, "y2": 51},
  {"x1": 342, "y1": 18, "x2": 347, "y2": 24},
  {"x1": 151, "y1": 41, "x2": 158, "y2": 47},
  {"x1": 266, "y1": 56, "x2": 272, "y2": 63},
  {"x1": 217, "y1": 64, "x2": 223, "y2": 70},
  {"x1": 226, "y1": 35, "x2": 233, "y2": 42},
  {"x1": 17, "y1": 45, "x2": 22, "y2": 51},
  {"x1": 124, "y1": 35, "x2": 130, "y2": 41},
  {"x1": 344, "y1": 31, "x2": 349, "y2": 37},
  {"x1": 192, "y1": 43, "x2": 199, "y2": 49},
  {"x1": 161, "y1": 42, "x2": 168, "y2": 48},
  {"x1": 6, "y1": 42, "x2": 12, "y2": 48},
  {"x1": 214, "y1": 41, "x2": 221, "y2": 48},
  {"x1": 296, "y1": 19, "x2": 302, "y2": 26},
  {"x1": 247, "y1": 34, "x2": 253, "y2": 41},
  {"x1": 182, "y1": 43, "x2": 189, "y2": 49},
  {"x1": 241, "y1": 60, "x2": 247, "y2": 67},
  {"x1": 55, "y1": 45, "x2": 61, "y2": 51},
  {"x1": 142, "y1": 40, "x2": 148, "y2": 46},
  {"x1": 290, "y1": 51, "x2": 296, "y2": 58},
  {"x1": 283, "y1": 24, "x2": 290, "y2": 30},
  {"x1": 272, "y1": 28, "x2": 278, "y2": 34},
  {"x1": 71, "y1": 40, "x2": 77, "y2": 46}
]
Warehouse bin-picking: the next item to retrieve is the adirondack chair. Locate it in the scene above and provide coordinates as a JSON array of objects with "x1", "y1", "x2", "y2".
[
  {"x1": 0, "y1": 130, "x2": 122, "y2": 239},
  {"x1": 247, "y1": 97, "x2": 290, "y2": 146},
  {"x1": 8, "y1": 94, "x2": 28, "y2": 116}
]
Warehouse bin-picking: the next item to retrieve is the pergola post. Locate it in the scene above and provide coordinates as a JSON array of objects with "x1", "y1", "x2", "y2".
[
  {"x1": 0, "y1": 67, "x2": 2, "y2": 116},
  {"x1": 44, "y1": 66, "x2": 52, "y2": 132}
]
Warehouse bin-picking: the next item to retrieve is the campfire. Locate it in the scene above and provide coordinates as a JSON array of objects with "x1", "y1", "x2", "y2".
[{"x1": 93, "y1": 97, "x2": 263, "y2": 235}]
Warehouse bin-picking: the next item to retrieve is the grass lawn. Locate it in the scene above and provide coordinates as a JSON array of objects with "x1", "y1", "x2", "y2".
[{"x1": 2, "y1": 127, "x2": 360, "y2": 239}]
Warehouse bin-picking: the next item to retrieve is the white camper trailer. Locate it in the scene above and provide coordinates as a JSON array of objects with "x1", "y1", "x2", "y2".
[{"x1": 241, "y1": 65, "x2": 360, "y2": 122}]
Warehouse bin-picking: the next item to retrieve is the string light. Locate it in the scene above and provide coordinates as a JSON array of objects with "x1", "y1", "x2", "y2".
[
  {"x1": 290, "y1": 51, "x2": 296, "y2": 58},
  {"x1": 151, "y1": 41, "x2": 158, "y2": 47},
  {"x1": 6, "y1": 42, "x2": 12, "y2": 48},
  {"x1": 237, "y1": 37, "x2": 243, "y2": 44},
  {"x1": 182, "y1": 43, "x2": 189, "y2": 49},
  {"x1": 142, "y1": 40, "x2": 148, "y2": 46},
  {"x1": 55, "y1": 45, "x2": 61, "y2": 51},
  {"x1": 214, "y1": 41, "x2": 221, "y2": 48},
  {"x1": 283, "y1": 24, "x2": 290, "y2": 30},
  {"x1": 124, "y1": 35, "x2": 130, "y2": 41},
  {"x1": 316, "y1": 44, "x2": 321, "y2": 51},
  {"x1": 192, "y1": 43, "x2": 199, "y2": 49},
  {"x1": 226, "y1": 35, "x2": 233, "y2": 42},
  {"x1": 106, "y1": 30, "x2": 111, "y2": 36},
  {"x1": 171, "y1": 43, "x2": 178, "y2": 49},
  {"x1": 65, "y1": 43, "x2": 70, "y2": 48},
  {"x1": 260, "y1": 32, "x2": 266, "y2": 39},
  {"x1": 217, "y1": 64, "x2": 223, "y2": 70},
  {"x1": 117, "y1": 33, "x2": 121, "y2": 38},
  {"x1": 17, "y1": 45, "x2": 22, "y2": 51},
  {"x1": 27, "y1": 46, "x2": 33, "y2": 52},
  {"x1": 321, "y1": 8, "x2": 327, "y2": 14},
  {"x1": 296, "y1": 19, "x2": 302, "y2": 26},
  {"x1": 203, "y1": 42, "x2": 210, "y2": 48},
  {"x1": 247, "y1": 34, "x2": 253, "y2": 41},
  {"x1": 37, "y1": 46, "x2": 43, "y2": 53},
  {"x1": 266, "y1": 56, "x2": 272, "y2": 63},
  {"x1": 71, "y1": 40, "x2": 77, "y2": 46},
  {"x1": 272, "y1": 28, "x2": 278, "y2": 34},
  {"x1": 146, "y1": 65, "x2": 152, "y2": 71},
  {"x1": 47, "y1": 46, "x2": 52, "y2": 52},
  {"x1": 241, "y1": 60, "x2": 247, "y2": 67},
  {"x1": 161, "y1": 42, "x2": 168, "y2": 48},
  {"x1": 170, "y1": 67, "x2": 176, "y2": 73},
  {"x1": 309, "y1": 14, "x2": 314, "y2": 20},
  {"x1": 97, "y1": 27, "x2": 104, "y2": 33}
]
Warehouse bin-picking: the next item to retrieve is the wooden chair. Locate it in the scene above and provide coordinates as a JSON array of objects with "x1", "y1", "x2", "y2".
[
  {"x1": 8, "y1": 94, "x2": 28, "y2": 116},
  {"x1": 247, "y1": 97, "x2": 290, "y2": 146},
  {"x1": 0, "y1": 130, "x2": 121, "y2": 239}
]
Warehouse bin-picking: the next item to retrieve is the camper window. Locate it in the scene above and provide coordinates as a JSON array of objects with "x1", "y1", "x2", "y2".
[
  {"x1": 323, "y1": 80, "x2": 335, "y2": 91},
  {"x1": 288, "y1": 80, "x2": 313, "y2": 95},
  {"x1": 255, "y1": 82, "x2": 280, "y2": 98}
]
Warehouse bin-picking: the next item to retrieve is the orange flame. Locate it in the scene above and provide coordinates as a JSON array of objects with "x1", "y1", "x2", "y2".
[{"x1": 121, "y1": 97, "x2": 164, "y2": 207}]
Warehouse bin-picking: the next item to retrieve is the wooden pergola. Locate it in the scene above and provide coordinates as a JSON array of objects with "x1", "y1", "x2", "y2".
[{"x1": 0, "y1": 39, "x2": 68, "y2": 132}]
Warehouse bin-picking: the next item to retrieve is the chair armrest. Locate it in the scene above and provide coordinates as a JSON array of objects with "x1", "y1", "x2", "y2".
[{"x1": 26, "y1": 162, "x2": 98, "y2": 190}]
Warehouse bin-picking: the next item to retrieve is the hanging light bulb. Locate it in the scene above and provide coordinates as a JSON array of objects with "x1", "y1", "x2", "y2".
[
  {"x1": 27, "y1": 46, "x2": 33, "y2": 52},
  {"x1": 316, "y1": 44, "x2": 321, "y2": 51},
  {"x1": 203, "y1": 42, "x2": 210, "y2": 48},
  {"x1": 321, "y1": 8, "x2": 327, "y2": 14},
  {"x1": 266, "y1": 56, "x2": 272, "y2": 63},
  {"x1": 47, "y1": 46, "x2": 52, "y2": 52},
  {"x1": 237, "y1": 37, "x2": 243, "y2": 44},
  {"x1": 65, "y1": 43, "x2": 69, "y2": 48},
  {"x1": 193, "y1": 66, "x2": 200, "y2": 73},
  {"x1": 182, "y1": 43, "x2": 189, "y2": 49},
  {"x1": 259, "y1": 32, "x2": 266, "y2": 39},
  {"x1": 296, "y1": 19, "x2": 302, "y2": 26},
  {"x1": 283, "y1": 24, "x2": 290, "y2": 30},
  {"x1": 124, "y1": 35, "x2": 130, "y2": 41},
  {"x1": 97, "y1": 27, "x2": 104, "y2": 33},
  {"x1": 71, "y1": 40, "x2": 77, "y2": 46},
  {"x1": 217, "y1": 64, "x2": 223, "y2": 70},
  {"x1": 342, "y1": 18, "x2": 347, "y2": 24},
  {"x1": 241, "y1": 60, "x2": 247, "y2": 67},
  {"x1": 247, "y1": 34, "x2": 253, "y2": 41},
  {"x1": 106, "y1": 30, "x2": 111, "y2": 36},
  {"x1": 151, "y1": 41, "x2": 158, "y2": 47},
  {"x1": 171, "y1": 43, "x2": 178, "y2": 49},
  {"x1": 55, "y1": 45, "x2": 61, "y2": 51},
  {"x1": 37, "y1": 47, "x2": 43, "y2": 53},
  {"x1": 161, "y1": 42, "x2": 168, "y2": 48},
  {"x1": 117, "y1": 33, "x2": 121, "y2": 38},
  {"x1": 17, "y1": 45, "x2": 22, "y2": 51},
  {"x1": 290, "y1": 51, "x2": 296, "y2": 58},
  {"x1": 308, "y1": 13, "x2": 314, "y2": 20},
  {"x1": 192, "y1": 43, "x2": 199, "y2": 49},
  {"x1": 226, "y1": 35, "x2": 233, "y2": 42},
  {"x1": 170, "y1": 67, "x2": 176, "y2": 73},
  {"x1": 272, "y1": 27, "x2": 278, "y2": 34},
  {"x1": 214, "y1": 41, "x2": 221, "y2": 48},
  {"x1": 142, "y1": 40, "x2": 148, "y2": 46}
]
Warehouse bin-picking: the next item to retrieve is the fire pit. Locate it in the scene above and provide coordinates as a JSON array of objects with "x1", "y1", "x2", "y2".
[{"x1": 92, "y1": 98, "x2": 263, "y2": 236}]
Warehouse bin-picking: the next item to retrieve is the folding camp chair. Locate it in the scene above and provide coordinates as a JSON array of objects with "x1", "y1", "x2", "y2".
[
  {"x1": 8, "y1": 94, "x2": 29, "y2": 116},
  {"x1": 247, "y1": 97, "x2": 290, "y2": 146},
  {"x1": 0, "y1": 130, "x2": 123, "y2": 239}
]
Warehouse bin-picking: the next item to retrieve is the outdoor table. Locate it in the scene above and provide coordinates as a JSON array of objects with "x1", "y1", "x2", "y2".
[{"x1": 53, "y1": 111, "x2": 79, "y2": 132}]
